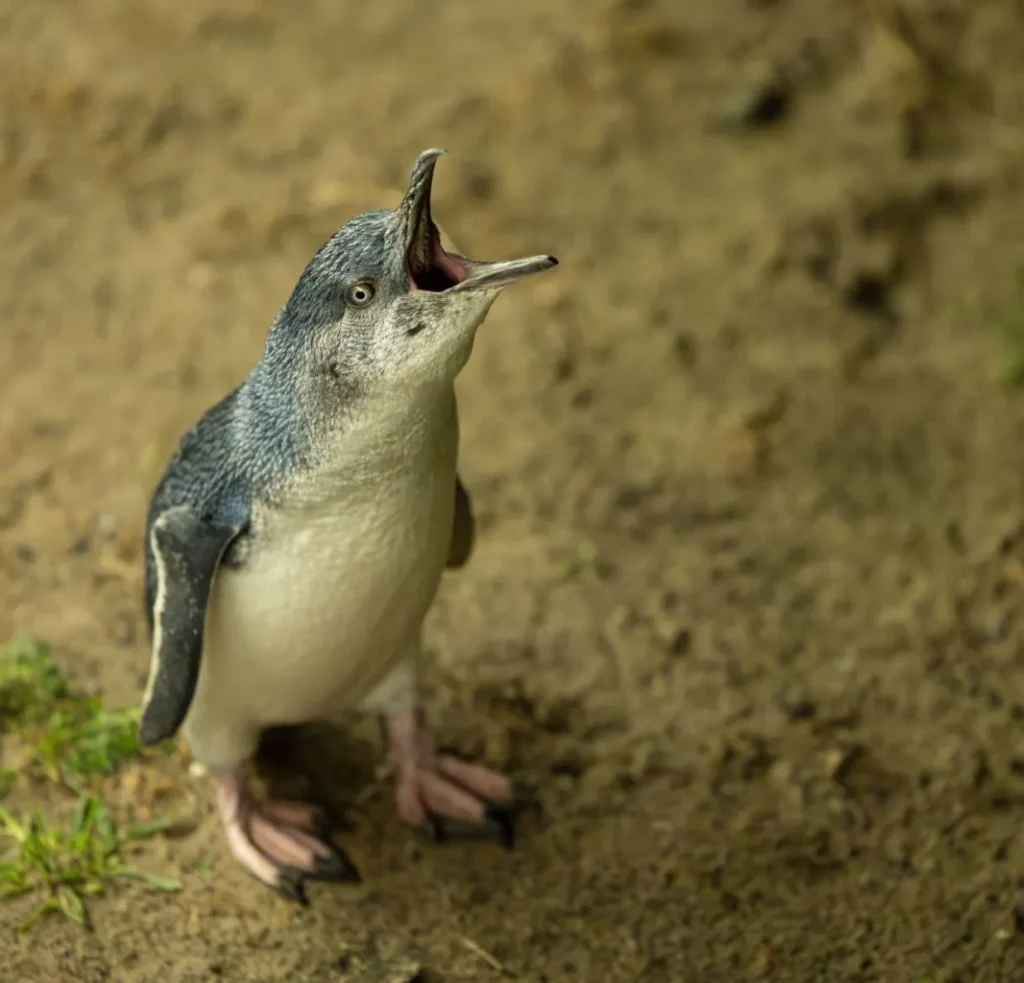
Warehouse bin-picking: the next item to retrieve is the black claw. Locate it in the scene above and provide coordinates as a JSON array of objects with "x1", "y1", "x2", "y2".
[
  {"x1": 277, "y1": 867, "x2": 309, "y2": 907},
  {"x1": 426, "y1": 813, "x2": 449, "y2": 843},
  {"x1": 485, "y1": 805, "x2": 517, "y2": 850},
  {"x1": 421, "y1": 806, "x2": 517, "y2": 849},
  {"x1": 310, "y1": 844, "x2": 362, "y2": 884}
]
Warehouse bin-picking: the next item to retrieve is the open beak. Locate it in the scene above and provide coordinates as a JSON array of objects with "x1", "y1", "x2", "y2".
[
  {"x1": 450, "y1": 254, "x2": 558, "y2": 292},
  {"x1": 399, "y1": 148, "x2": 558, "y2": 294}
]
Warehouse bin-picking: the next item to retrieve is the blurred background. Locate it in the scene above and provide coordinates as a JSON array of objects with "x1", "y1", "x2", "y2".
[{"x1": 3, "y1": 0, "x2": 1024, "y2": 979}]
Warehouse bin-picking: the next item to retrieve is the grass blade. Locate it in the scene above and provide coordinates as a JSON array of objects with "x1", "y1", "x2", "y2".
[
  {"x1": 57, "y1": 885, "x2": 87, "y2": 925},
  {"x1": 115, "y1": 867, "x2": 182, "y2": 892},
  {"x1": 124, "y1": 817, "x2": 177, "y2": 840}
]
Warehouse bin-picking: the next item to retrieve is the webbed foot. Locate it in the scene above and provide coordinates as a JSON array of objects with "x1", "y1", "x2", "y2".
[
  {"x1": 384, "y1": 710, "x2": 517, "y2": 849},
  {"x1": 213, "y1": 771, "x2": 359, "y2": 905}
]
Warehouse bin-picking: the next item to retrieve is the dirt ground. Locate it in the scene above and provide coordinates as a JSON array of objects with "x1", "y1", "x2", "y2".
[{"x1": 3, "y1": 0, "x2": 1024, "y2": 979}]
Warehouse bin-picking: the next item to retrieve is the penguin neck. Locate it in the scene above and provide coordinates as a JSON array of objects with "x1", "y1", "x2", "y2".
[
  {"x1": 239, "y1": 353, "x2": 459, "y2": 498},
  {"x1": 316, "y1": 379, "x2": 459, "y2": 489}
]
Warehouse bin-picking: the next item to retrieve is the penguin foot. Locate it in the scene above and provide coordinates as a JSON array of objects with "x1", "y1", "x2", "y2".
[
  {"x1": 383, "y1": 710, "x2": 517, "y2": 849},
  {"x1": 213, "y1": 771, "x2": 360, "y2": 905}
]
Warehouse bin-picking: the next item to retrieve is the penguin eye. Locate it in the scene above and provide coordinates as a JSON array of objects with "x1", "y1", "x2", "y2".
[{"x1": 345, "y1": 282, "x2": 376, "y2": 307}]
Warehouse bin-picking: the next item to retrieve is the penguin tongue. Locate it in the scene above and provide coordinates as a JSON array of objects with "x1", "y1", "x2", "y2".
[
  {"x1": 399, "y1": 146, "x2": 556, "y2": 294},
  {"x1": 406, "y1": 219, "x2": 467, "y2": 292},
  {"x1": 400, "y1": 147, "x2": 467, "y2": 292}
]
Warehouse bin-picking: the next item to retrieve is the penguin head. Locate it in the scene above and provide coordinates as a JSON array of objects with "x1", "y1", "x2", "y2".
[{"x1": 265, "y1": 149, "x2": 557, "y2": 400}]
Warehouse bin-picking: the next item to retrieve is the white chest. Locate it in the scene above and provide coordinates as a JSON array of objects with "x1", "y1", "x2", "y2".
[{"x1": 195, "y1": 391, "x2": 459, "y2": 726}]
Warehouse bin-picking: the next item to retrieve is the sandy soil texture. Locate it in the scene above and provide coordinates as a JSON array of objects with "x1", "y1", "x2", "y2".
[{"x1": 4, "y1": 0, "x2": 1024, "y2": 980}]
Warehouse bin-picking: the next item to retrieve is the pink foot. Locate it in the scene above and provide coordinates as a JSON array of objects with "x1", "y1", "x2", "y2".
[
  {"x1": 384, "y1": 710, "x2": 517, "y2": 848},
  {"x1": 213, "y1": 770, "x2": 359, "y2": 904}
]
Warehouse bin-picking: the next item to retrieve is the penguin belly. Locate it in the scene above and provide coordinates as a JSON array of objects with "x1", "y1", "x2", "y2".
[{"x1": 182, "y1": 471, "x2": 455, "y2": 773}]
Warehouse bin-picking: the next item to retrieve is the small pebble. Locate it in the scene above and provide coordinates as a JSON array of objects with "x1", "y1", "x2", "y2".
[
  {"x1": 462, "y1": 163, "x2": 496, "y2": 201},
  {"x1": 842, "y1": 271, "x2": 893, "y2": 320},
  {"x1": 666, "y1": 628, "x2": 691, "y2": 658},
  {"x1": 717, "y1": 75, "x2": 791, "y2": 129},
  {"x1": 571, "y1": 386, "x2": 594, "y2": 408},
  {"x1": 775, "y1": 682, "x2": 816, "y2": 721},
  {"x1": 553, "y1": 353, "x2": 576, "y2": 383},
  {"x1": 673, "y1": 332, "x2": 698, "y2": 367},
  {"x1": 96, "y1": 511, "x2": 120, "y2": 539}
]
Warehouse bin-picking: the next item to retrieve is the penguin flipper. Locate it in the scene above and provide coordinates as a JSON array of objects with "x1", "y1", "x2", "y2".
[
  {"x1": 139, "y1": 504, "x2": 245, "y2": 747},
  {"x1": 446, "y1": 472, "x2": 475, "y2": 569}
]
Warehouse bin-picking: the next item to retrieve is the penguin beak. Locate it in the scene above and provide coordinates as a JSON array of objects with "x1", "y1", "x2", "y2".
[
  {"x1": 400, "y1": 148, "x2": 463, "y2": 291},
  {"x1": 400, "y1": 148, "x2": 558, "y2": 294},
  {"x1": 450, "y1": 254, "x2": 558, "y2": 292}
]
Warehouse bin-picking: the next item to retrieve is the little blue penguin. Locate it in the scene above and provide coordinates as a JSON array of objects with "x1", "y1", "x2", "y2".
[{"x1": 138, "y1": 148, "x2": 557, "y2": 904}]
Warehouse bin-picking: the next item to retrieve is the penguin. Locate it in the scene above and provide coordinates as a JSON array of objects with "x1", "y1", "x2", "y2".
[{"x1": 139, "y1": 148, "x2": 558, "y2": 904}]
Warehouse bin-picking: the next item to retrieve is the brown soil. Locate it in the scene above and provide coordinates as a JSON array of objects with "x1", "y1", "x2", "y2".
[{"x1": 4, "y1": 1, "x2": 1024, "y2": 980}]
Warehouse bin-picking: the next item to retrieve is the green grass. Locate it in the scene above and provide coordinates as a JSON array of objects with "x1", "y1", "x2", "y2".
[
  {"x1": 0, "y1": 636, "x2": 180, "y2": 930},
  {"x1": 0, "y1": 636, "x2": 71, "y2": 721},
  {"x1": 0, "y1": 636, "x2": 143, "y2": 791},
  {"x1": 997, "y1": 267, "x2": 1024, "y2": 388},
  {"x1": 0, "y1": 796, "x2": 180, "y2": 931}
]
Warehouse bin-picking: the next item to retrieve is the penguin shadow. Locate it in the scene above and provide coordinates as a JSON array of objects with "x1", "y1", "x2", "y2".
[
  {"x1": 253, "y1": 721, "x2": 528, "y2": 849},
  {"x1": 254, "y1": 721, "x2": 377, "y2": 837}
]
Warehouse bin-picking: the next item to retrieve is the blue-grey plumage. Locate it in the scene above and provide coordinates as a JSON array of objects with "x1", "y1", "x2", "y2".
[{"x1": 138, "y1": 148, "x2": 557, "y2": 904}]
